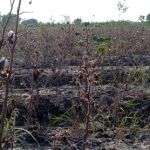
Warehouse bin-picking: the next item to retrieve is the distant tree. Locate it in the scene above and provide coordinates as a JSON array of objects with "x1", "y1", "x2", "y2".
[
  {"x1": 0, "y1": 12, "x2": 2, "y2": 23},
  {"x1": 117, "y1": 0, "x2": 128, "y2": 14},
  {"x1": 138, "y1": 15, "x2": 145, "y2": 22},
  {"x1": 1, "y1": 14, "x2": 20, "y2": 25},
  {"x1": 21, "y1": 18, "x2": 38, "y2": 27},
  {"x1": 73, "y1": 18, "x2": 82, "y2": 25},
  {"x1": 29, "y1": 0, "x2": 32, "y2": 5},
  {"x1": 63, "y1": 16, "x2": 70, "y2": 24},
  {"x1": 117, "y1": 0, "x2": 128, "y2": 20},
  {"x1": 83, "y1": 22, "x2": 90, "y2": 26},
  {"x1": 146, "y1": 13, "x2": 150, "y2": 21}
]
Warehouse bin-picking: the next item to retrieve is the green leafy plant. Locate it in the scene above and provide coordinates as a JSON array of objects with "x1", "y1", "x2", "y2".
[
  {"x1": 94, "y1": 36, "x2": 111, "y2": 55},
  {"x1": 129, "y1": 69, "x2": 145, "y2": 84},
  {"x1": 120, "y1": 112, "x2": 140, "y2": 128},
  {"x1": 49, "y1": 108, "x2": 73, "y2": 127}
]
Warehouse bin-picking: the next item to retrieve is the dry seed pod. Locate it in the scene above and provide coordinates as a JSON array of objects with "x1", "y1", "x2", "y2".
[
  {"x1": 29, "y1": 0, "x2": 32, "y2": 5},
  {"x1": 0, "y1": 57, "x2": 9, "y2": 71},
  {"x1": 33, "y1": 67, "x2": 40, "y2": 82},
  {"x1": 0, "y1": 57, "x2": 10, "y2": 77}
]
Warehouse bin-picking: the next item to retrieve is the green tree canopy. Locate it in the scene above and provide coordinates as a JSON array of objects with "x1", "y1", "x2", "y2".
[
  {"x1": 21, "y1": 18, "x2": 38, "y2": 27},
  {"x1": 73, "y1": 18, "x2": 82, "y2": 25},
  {"x1": 146, "y1": 13, "x2": 150, "y2": 21},
  {"x1": 1, "y1": 14, "x2": 20, "y2": 26}
]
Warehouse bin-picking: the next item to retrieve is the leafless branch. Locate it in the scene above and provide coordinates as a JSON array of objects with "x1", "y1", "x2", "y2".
[
  {"x1": 0, "y1": 0, "x2": 15, "y2": 50},
  {"x1": 19, "y1": 11, "x2": 33, "y2": 15},
  {"x1": 0, "y1": 0, "x2": 22, "y2": 149}
]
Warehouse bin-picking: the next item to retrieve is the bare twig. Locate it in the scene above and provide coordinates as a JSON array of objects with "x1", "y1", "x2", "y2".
[
  {"x1": 0, "y1": 0, "x2": 15, "y2": 50},
  {"x1": 19, "y1": 11, "x2": 33, "y2": 15},
  {"x1": 0, "y1": 0, "x2": 22, "y2": 149}
]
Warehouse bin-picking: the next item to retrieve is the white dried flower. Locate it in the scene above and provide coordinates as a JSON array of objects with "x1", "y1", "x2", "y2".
[
  {"x1": 8, "y1": 30, "x2": 14, "y2": 37},
  {"x1": 7, "y1": 30, "x2": 15, "y2": 44}
]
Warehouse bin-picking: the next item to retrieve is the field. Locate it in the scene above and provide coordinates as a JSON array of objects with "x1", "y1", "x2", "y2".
[{"x1": 0, "y1": 15, "x2": 150, "y2": 150}]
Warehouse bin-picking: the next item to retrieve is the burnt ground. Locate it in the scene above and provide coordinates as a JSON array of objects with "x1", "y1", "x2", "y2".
[{"x1": 0, "y1": 55, "x2": 150, "y2": 150}]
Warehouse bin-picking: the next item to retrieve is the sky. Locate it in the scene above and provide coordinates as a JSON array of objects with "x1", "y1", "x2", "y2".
[{"x1": 0, "y1": 0, "x2": 150, "y2": 22}]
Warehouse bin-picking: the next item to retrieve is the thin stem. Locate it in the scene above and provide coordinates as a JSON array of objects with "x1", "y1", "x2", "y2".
[
  {"x1": 0, "y1": 0, "x2": 15, "y2": 50},
  {"x1": 0, "y1": 0, "x2": 22, "y2": 149}
]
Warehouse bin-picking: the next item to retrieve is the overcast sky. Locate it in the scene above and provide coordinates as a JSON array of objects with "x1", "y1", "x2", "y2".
[{"x1": 0, "y1": 0, "x2": 150, "y2": 22}]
